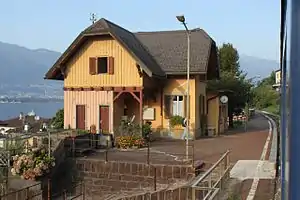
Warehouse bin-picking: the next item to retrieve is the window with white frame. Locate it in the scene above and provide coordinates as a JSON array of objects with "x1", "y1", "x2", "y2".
[{"x1": 172, "y1": 95, "x2": 184, "y2": 117}]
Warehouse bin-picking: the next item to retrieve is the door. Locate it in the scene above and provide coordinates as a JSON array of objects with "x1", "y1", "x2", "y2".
[
  {"x1": 76, "y1": 105, "x2": 86, "y2": 130},
  {"x1": 99, "y1": 106, "x2": 109, "y2": 133}
]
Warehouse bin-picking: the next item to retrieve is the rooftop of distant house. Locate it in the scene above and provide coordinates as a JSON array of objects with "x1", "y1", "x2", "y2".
[{"x1": 0, "y1": 111, "x2": 51, "y2": 133}]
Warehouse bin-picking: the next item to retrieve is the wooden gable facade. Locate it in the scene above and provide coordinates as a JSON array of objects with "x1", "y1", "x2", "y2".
[{"x1": 63, "y1": 36, "x2": 144, "y2": 88}]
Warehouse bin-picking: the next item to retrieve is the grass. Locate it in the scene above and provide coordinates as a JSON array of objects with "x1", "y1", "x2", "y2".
[
  {"x1": 263, "y1": 105, "x2": 279, "y2": 116},
  {"x1": 227, "y1": 193, "x2": 242, "y2": 200}
]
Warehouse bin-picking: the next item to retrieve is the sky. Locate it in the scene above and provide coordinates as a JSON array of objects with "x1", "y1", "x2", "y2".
[{"x1": 0, "y1": 0, "x2": 280, "y2": 61}]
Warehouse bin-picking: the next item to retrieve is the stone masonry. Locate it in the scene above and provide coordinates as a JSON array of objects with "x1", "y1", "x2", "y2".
[{"x1": 75, "y1": 158, "x2": 195, "y2": 199}]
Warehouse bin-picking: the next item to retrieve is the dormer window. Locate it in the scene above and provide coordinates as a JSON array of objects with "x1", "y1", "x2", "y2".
[{"x1": 89, "y1": 56, "x2": 114, "y2": 75}]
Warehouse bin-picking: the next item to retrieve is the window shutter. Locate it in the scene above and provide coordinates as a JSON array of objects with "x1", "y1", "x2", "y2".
[
  {"x1": 164, "y1": 95, "x2": 172, "y2": 118},
  {"x1": 89, "y1": 57, "x2": 97, "y2": 75},
  {"x1": 108, "y1": 57, "x2": 114, "y2": 75},
  {"x1": 184, "y1": 95, "x2": 190, "y2": 119}
]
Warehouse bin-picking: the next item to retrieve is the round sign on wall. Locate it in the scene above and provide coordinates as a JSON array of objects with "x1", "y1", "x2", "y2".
[{"x1": 220, "y1": 95, "x2": 228, "y2": 104}]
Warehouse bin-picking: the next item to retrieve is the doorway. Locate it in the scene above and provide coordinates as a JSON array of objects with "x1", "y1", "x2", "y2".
[
  {"x1": 99, "y1": 105, "x2": 110, "y2": 133},
  {"x1": 76, "y1": 105, "x2": 86, "y2": 130}
]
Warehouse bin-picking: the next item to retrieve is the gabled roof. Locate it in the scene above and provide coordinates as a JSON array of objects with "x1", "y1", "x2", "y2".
[
  {"x1": 45, "y1": 18, "x2": 218, "y2": 80},
  {"x1": 45, "y1": 18, "x2": 165, "y2": 80},
  {"x1": 135, "y1": 29, "x2": 213, "y2": 74}
]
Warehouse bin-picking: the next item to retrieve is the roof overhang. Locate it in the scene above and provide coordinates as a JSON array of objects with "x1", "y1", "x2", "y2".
[{"x1": 44, "y1": 32, "x2": 160, "y2": 80}]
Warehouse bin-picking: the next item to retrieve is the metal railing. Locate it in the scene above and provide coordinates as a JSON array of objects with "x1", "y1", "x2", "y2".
[
  {"x1": 51, "y1": 181, "x2": 85, "y2": 200},
  {"x1": 65, "y1": 134, "x2": 195, "y2": 166},
  {"x1": 0, "y1": 182, "x2": 42, "y2": 200},
  {"x1": 190, "y1": 150, "x2": 231, "y2": 200},
  {"x1": 0, "y1": 181, "x2": 85, "y2": 200}
]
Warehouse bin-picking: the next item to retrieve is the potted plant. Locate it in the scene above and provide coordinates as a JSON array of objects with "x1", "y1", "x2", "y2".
[
  {"x1": 169, "y1": 115, "x2": 184, "y2": 129},
  {"x1": 169, "y1": 115, "x2": 185, "y2": 139}
]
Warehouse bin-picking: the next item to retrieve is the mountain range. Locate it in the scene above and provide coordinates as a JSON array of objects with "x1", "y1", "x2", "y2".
[{"x1": 0, "y1": 41, "x2": 279, "y2": 98}]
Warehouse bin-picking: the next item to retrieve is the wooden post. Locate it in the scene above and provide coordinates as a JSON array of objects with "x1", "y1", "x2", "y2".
[
  {"x1": 147, "y1": 140, "x2": 150, "y2": 165},
  {"x1": 192, "y1": 143, "x2": 195, "y2": 168},
  {"x1": 105, "y1": 140, "x2": 108, "y2": 163},
  {"x1": 153, "y1": 167, "x2": 157, "y2": 191},
  {"x1": 139, "y1": 90, "x2": 143, "y2": 130},
  {"x1": 47, "y1": 178, "x2": 51, "y2": 200},
  {"x1": 192, "y1": 187, "x2": 196, "y2": 200},
  {"x1": 72, "y1": 137, "x2": 75, "y2": 157},
  {"x1": 81, "y1": 181, "x2": 85, "y2": 200},
  {"x1": 63, "y1": 189, "x2": 67, "y2": 200},
  {"x1": 26, "y1": 186, "x2": 29, "y2": 200}
]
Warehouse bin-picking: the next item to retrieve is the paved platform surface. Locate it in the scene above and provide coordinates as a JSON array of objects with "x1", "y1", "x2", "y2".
[
  {"x1": 227, "y1": 113, "x2": 276, "y2": 200},
  {"x1": 230, "y1": 160, "x2": 275, "y2": 180},
  {"x1": 81, "y1": 113, "x2": 275, "y2": 199}
]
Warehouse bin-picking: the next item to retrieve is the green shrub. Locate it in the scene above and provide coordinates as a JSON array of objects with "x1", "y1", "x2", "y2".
[
  {"x1": 115, "y1": 118, "x2": 141, "y2": 137},
  {"x1": 169, "y1": 115, "x2": 184, "y2": 127},
  {"x1": 51, "y1": 109, "x2": 64, "y2": 129},
  {"x1": 76, "y1": 129, "x2": 89, "y2": 135},
  {"x1": 142, "y1": 123, "x2": 152, "y2": 140},
  {"x1": 233, "y1": 120, "x2": 243, "y2": 127}
]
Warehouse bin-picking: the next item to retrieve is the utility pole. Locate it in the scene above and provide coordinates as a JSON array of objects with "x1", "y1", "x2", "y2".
[{"x1": 90, "y1": 13, "x2": 97, "y2": 24}]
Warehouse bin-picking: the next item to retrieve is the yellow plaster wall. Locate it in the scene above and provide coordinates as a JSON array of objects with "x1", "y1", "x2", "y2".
[
  {"x1": 194, "y1": 75, "x2": 207, "y2": 137},
  {"x1": 207, "y1": 94, "x2": 228, "y2": 135},
  {"x1": 144, "y1": 78, "x2": 197, "y2": 136}
]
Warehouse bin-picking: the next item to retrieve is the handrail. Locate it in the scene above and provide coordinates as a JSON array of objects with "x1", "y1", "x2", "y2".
[
  {"x1": 207, "y1": 188, "x2": 220, "y2": 200},
  {"x1": 192, "y1": 150, "x2": 230, "y2": 187},
  {"x1": 0, "y1": 182, "x2": 41, "y2": 196}
]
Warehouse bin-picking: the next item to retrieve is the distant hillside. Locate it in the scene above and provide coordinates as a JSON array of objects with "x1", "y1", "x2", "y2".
[
  {"x1": 239, "y1": 55, "x2": 279, "y2": 79},
  {"x1": 0, "y1": 41, "x2": 61, "y2": 84},
  {"x1": 0, "y1": 41, "x2": 278, "y2": 92}
]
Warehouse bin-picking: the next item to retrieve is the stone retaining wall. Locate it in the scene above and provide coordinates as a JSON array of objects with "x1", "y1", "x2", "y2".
[
  {"x1": 75, "y1": 158, "x2": 195, "y2": 198},
  {"x1": 2, "y1": 179, "x2": 42, "y2": 200}
]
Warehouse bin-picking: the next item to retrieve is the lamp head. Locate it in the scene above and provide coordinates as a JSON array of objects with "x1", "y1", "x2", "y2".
[{"x1": 176, "y1": 15, "x2": 186, "y2": 23}]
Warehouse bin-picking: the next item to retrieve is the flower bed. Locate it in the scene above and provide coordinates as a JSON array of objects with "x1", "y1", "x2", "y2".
[
  {"x1": 116, "y1": 135, "x2": 146, "y2": 149},
  {"x1": 11, "y1": 146, "x2": 55, "y2": 181}
]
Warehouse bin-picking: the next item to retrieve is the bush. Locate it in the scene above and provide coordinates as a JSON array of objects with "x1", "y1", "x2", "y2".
[
  {"x1": 233, "y1": 120, "x2": 243, "y2": 127},
  {"x1": 11, "y1": 146, "x2": 55, "y2": 181},
  {"x1": 76, "y1": 129, "x2": 89, "y2": 135},
  {"x1": 142, "y1": 122, "x2": 152, "y2": 140},
  {"x1": 169, "y1": 115, "x2": 184, "y2": 128},
  {"x1": 115, "y1": 117, "x2": 141, "y2": 137},
  {"x1": 51, "y1": 109, "x2": 64, "y2": 129},
  {"x1": 116, "y1": 135, "x2": 146, "y2": 149}
]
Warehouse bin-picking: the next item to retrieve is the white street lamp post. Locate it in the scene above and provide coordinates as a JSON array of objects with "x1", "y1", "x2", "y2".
[{"x1": 176, "y1": 15, "x2": 190, "y2": 160}]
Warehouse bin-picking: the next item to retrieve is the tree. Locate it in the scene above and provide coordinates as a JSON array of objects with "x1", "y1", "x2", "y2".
[
  {"x1": 218, "y1": 43, "x2": 242, "y2": 76},
  {"x1": 257, "y1": 71, "x2": 276, "y2": 87},
  {"x1": 252, "y1": 72, "x2": 280, "y2": 115},
  {"x1": 208, "y1": 43, "x2": 252, "y2": 128},
  {"x1": 51, "y1": 109, "x2": 64, "y2": 129}
]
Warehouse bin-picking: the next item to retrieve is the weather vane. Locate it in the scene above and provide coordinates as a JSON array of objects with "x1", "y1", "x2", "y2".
[{"x1": 90, "y1": 13, "x2": 97, "y2": 24}]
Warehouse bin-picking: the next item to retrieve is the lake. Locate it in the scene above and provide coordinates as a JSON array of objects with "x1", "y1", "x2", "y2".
[{"x1": 0, "y1": 102, "x2": 63, "y2": 120}]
